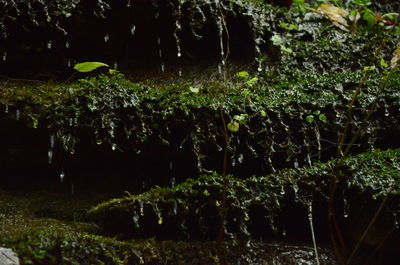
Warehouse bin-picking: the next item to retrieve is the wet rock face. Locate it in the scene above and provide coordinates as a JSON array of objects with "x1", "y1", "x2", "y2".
[{"x1": 0, "y1": 248, "x2": 19, "y2": 265}]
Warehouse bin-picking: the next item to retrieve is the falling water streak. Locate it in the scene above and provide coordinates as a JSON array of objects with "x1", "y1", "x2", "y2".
[
  {"x1": 59, "y1": 170, "x2": 65, "y2": 183},
  {"x1": 170, "y1": 177, "x2": 176, "y2": 188},
  {"x1": 173, "y1": 1, "x2": 183, "y2": 76},
  {"x1": 308, "y1": 202, "x2": 321, "y2": 265},
  {"x1": 50, "y1": 134, "x2": 55, "y2": 148},
  {"x1": 67, "y1": 59, "x2": 71, "y2": 68},
  {"x1": 315, "y1": 125, "x2": 321, "y2": 161},
  {"x1": 48, "y1": 149, "x2": 53, "y2": 164},
  {"x1": 130, "y1": 24, "x2": 136, "y2": 35},
  {"x1": 216, "y1": 15, "x2": 226, "y2": 80},
  {"x1": 47, "y1": 40, "x2": 52, "y2": 49},
  {"x1": 113, "y1": 61, "x2": 118, "y2": 70},
  {"x1": 104, "y1": 34, "x2": 110, "y2": 42},
  {"x1": 2, "y1": 52, "x2": 7, "y2": 61},
  {"x1": 65, "y1": 41, "x2": 70, "y2": 49},
  {"x1": 15, "y1": 109, "x2": 20, "y2": 120}
]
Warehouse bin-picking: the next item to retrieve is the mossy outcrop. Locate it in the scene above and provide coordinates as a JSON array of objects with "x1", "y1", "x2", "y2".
[{"x1": 88, "y1": 149, "x2": 400, "y2": 248}]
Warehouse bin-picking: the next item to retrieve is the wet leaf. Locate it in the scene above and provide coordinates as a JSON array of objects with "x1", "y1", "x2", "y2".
[
  {"x1": 74, "y1": 62, "x2": 109, "y2": 72},
  {"x1": 236, "y1": 71, "x2": 250, "y2": 79},
  {"x1": 227, "y1": 121, "x2": 239, "y2": 132},
  {"x1": 306, "y1": 115, "x2": 314, "y2": 123},
  {"x1": 319, "y1": 114, "x2": 327, "y2": 123},
  {"x1": 380, "y1": 58, "x2": 388, "y2": 68},
  {"x1": 390, "y1": 47, "x2": 400, "y2": 69},
  {"x1": 316, "y1": 3, "x2": 349, "y2": 31},
  {"x1": 189, "y1": 87, "x2": 200, "y2": 93}
]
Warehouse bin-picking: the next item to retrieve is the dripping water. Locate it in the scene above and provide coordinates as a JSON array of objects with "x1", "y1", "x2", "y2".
[
  {"x1": 15, "y1": 109, "x2": 20, "y2": 121},
  {"x1": 47, "y1": 40, "x2": 52, "y2": 49},
  {"x1": 59, "y1": 170, "x2": 65, "y2": 183},
  {"x1": 2, "y1": 52, "x2": 7, "y2": 61},
  {"x1": 113, "y1": 61, "x2": 118, "y2": 70},
  {"x1": 130, "y1": 24, "x2": 136, "y2": 35},
  {"x1": 65, "y1": 41, "x2": 70, "y2": 49},
  {"x1": 104, "y1": 34, "x2": 110, "y2": 42},
  {"x1": 48, "y1": 149, "x2": 53, "y2": 164},
  {"x1": 308, "y1": 201, "x2": 320, "y2": 265}
]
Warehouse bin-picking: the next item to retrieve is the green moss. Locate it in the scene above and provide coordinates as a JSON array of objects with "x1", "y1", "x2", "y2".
[{"x1": 88, "y1": 149, "x2": 400, "y2": 240}]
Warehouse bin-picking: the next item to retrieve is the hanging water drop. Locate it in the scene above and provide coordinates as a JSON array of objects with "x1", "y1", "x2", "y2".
[
  {"x1": 2, "y1": 52, "x2": 7, "y2": 61},
  {"x1": 130, "y1": 24, "x2": 136, "y2": 35},
  {"x1": 343, "y1": 196, "x2": 349, "y2": 218},
  {"x1": 238, "y1": 153, "x2": 244, "y2": 164},
  {"x1": 47, "y1": 40, "x2": 52, "y2": 49},
  {"x1": 111, "y1": 143, "x2": 117, "y2": 151},
  {"x1": 59, "y1": 170, "x2": 65, "y2": 182},
  {"x1": 104, "y1": 34, "x2": 110, "y2": 42},
  {"x1": 178, "y1": 68, "x2": 182, "y2": 77},
  {"x1": 282, "y1": 230, "x2": 287, "y2": 237},
  {"x1": 177, "y1": 51, "x2": 181, "y2": 58},
  {"x1": 161, "y1": 62, "x2": 165, "y2": 73},
  {"x1": 65, "y1": 41, "x2": 70, "y2": 49},
  {"x1": 113, "y1": 61, "x2": 118, "y2": 69},
  {"x1": 385, "y1": 109, "x2": 389, "y2": 116},
  {"x1": 218, "y1": 63, "x2": 222, "y2": 74},
  {"x1": 169, "y1": 161, "x2": 173, "y2": 171},
  {"x1": 67, "y1": 59, "x2": 71, "y2": 68},
  {"x1": 48, "y1": 150, "x2": 53, "y2": 164}
]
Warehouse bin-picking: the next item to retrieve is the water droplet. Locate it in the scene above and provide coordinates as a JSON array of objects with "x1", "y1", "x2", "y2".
[
  {"x1": 59, "y1": 170, "x2": 65, "y2": 182},
  {"x1": 282, "y1": 230, "x2": 287, "y2": 237},
  {"x1": 238, "y1": 153, "x2": 244, "y2": 164},
  {"x1": 130, "y1": 24, "x2": 136, "y2": 35},
  {"x1": 177, "y1": 52, "x2": 181, "y2": 58},
  {"x1": 294, "y1": 158, "x2": 299, "y2": 169},
  {"x1": 170, "y1": 177, "x2": 176, "y2": 188},
  {"x1": 127, "y1": 0, "x2": 131, "y2": 7},
  {"x1": 97, "y1": 140, "x2": 102, "y2": 145},
  {"x1": 2, "y1": 52, "x2": 7, "y2": 61},
  {"x1": 47, "y1": 40, "x2": 52, "y2": 49},
  {"x1": 218, "y1": 63, "x2": 222, "y2": 74},
  {"x1": 111, "y1": 143, "x2": 117, "y2": 151},
  {"x1": 385, "y1": 110, "x2": 389, "y2": 116},
  {"x1": 50, "y1": 134, "x2": 55, "y2": 148},
  {"x1": 280, "y1": 187, "x2": 285, "y2": 195},
  {"x1": 154, "y1": 12, "x2": 160, "y2": 19},
  {"x1": 178, "y1": 68, "x2": 182, "y2": 77},
  {"x1": 139, "y1": 201, "x2": 144, "y2": 216},
  {"x1": 104, "y1": 34, "x2": 110, "y2": 42},
  {"x1": 4, "y1": 105, "x2": 8, "y2": 113},
  {"x1": 173, "y1": 201, "x2": 178, "y2": 215},
  {"x1": 160, "y1": 62, "x2": 165, "y2": 73},
  {"x1": 113, "y1": 61, "x2": 118, "y2": 69},
  {"x1": 67, "y1": 59, "x2": 72, "y2": 68},
  {"x1": 133, "y1": 211, "x2": 140, "y2": 228},
  {"x1": 158, "y1": 49, "x2": 162, "y2": 58},
  {"x1": 15, "y1": 109, "x2": 20, "y2": 120},
  {"x1": 65, "y1": 41, "x2": 70, "y2": 49},
  {"x1": 48, "y1": 150, "x2": 53, "y2": 164}
]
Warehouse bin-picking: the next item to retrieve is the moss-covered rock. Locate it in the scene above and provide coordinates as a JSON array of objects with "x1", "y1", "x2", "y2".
[{"x1": 88, "y1": 149, "x2": 400, "y2": 242}]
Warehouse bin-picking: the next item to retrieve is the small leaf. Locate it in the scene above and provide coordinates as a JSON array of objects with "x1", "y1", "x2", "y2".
[
  {"x1": 319, "y1": 114, "x2": 327, "y2": 123},
  {"x1": 313, "y1": 110, "x2": 321, "y2": 115},
  {"x1": 227, "y1": 121, "x2": 240, "y2": 132},
  {"x1": 189, "y1": 86, "x2": 200, "y2": 93},
  {"x1": 236, "y1": 71, "x2": 250, "y2": 79},
  {"x1": 306, "y1": 115, "x2": 314, "y2": 123},
  {"x1": 245, "y1": 77, "x2": 259, "y2": 87},
  {"x1": 260, "y1": 110, "x2": 267, "y2": 117},
  {"x1": 380, "y1": 58, "x2": 388, "y2": 68},
  {"x1": 203, "y1": 189, "x2": 210, "y2": 196},
  {"x1": 363, "y1": 65, "x2": 376, "y2": 72},
  {"x1": 74, "y1": 62, "x2": 109, "y2": 72}
]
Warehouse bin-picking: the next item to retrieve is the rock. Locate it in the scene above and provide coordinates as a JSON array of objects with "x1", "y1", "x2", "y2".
[{"x1": 0, "y1": 248, "x2": 19, "y2": 265}]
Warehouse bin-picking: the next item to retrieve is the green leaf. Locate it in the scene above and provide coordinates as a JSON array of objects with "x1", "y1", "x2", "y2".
[
  {"x1": 245, "y1": 77, "x2": 259, "y2": 87},
  {"x1": 362, "y1": 9, "x2": 377, "y2": 26},
  {"x1": 236, "y1": 71, "x2": 250, "y2": 79},
  {"x1": 260, "y1": 110, "x2": 267, "y2": 117},
  {"x1": 74, "y1": 62, "x2": 109, "y2": 72},
  {"x1": 319, "y1": 114, "x2": 327, "y2": 123},
  {"x1": 380, "y1": 58, "x2": 389, "y2": 68},
  {"x1": 227, "y1": 121, "x2": 240, "y2": 132},
  {"x1": 233, "y1": 114, "x2": 248, "y2": 124},
  {"x1": 306, "y1": 115, "x2": 314, "y2": 123},
  {"x1": 189, "y1": 87, "x2": 200, "y2": 93},
  {"x1": 313, "y1": 110, "x2": 321, "y2": 115}
]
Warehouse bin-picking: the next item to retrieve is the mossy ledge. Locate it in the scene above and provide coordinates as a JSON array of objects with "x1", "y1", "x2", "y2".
[{"x1": 88, "y1": 149, "x2": 400, "y2": 244}]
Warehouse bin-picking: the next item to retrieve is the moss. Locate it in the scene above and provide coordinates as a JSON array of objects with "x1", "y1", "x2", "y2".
[{"x1": 88, "y1": 149, "x2": 400, "y2": 240}]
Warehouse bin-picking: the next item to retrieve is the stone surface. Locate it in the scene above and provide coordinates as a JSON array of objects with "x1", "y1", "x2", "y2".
[{"x1": 0, "y1": 248, "x2": 19, "y2": 265}]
